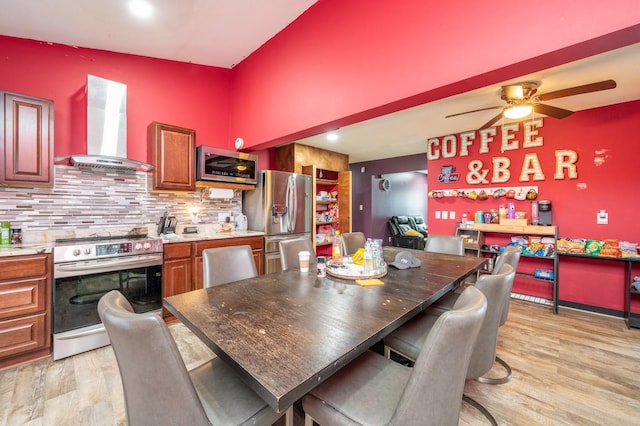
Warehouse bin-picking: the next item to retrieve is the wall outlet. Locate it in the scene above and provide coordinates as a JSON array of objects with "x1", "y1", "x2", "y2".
[
  {"x1": 218, "y1": 212, "x2": 228, "y2": 222},
  {"x1": 450, "y1": 211, "x2": 456, "y2": 220}
]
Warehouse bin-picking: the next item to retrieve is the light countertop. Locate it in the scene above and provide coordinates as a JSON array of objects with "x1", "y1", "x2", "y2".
[
  {"x1": 0, "y1": 243, "x2": 53, "y2": 258},
  {"x1": 158, "y1": 230, "x2": 264, "y2": 243},
  {"x1": 0, "y1": 230, "x2": 265, "y2": 257}
]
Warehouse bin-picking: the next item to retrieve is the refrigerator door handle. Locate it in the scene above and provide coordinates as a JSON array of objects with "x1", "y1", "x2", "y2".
[{"x1": 286, "y1": 175, "x2": 297, "y2": 232}]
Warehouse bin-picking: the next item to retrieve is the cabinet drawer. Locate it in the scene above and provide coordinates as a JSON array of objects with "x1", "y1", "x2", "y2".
[
  {"x1": 194, "y1": 236, "x2": 264, "y2": 256},
  {"x1": 0, "y1": 278, "x2": 47, "y2": 320},
  {"x1": 0, "y1": 254, "x2": 49, "y2": 281},
  {"x1": 0, "y1": 313, "x2": 48, "y2": 358},
  {"x1": 164, "y1": 242, "x2": 192, "y2": 260}
]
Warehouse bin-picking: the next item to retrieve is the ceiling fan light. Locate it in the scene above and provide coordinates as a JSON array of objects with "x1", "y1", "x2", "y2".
[{"x1": 504, "y1": 104, "x2": 533, "y2": 119}]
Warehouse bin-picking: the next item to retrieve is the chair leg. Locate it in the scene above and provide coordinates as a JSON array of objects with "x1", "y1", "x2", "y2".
[
  {"x1": 462, "y1": 394, "x2": 498, "y2": 426},
  {"x1": 285, "y1": 406, "x2": 294, "y2": 426},
  {"x1": 304, "y1": 413, "x2": 315, "y2": 426},
  {"x1": 475, "y1": 355, "x2": 512, "y2": 385}
]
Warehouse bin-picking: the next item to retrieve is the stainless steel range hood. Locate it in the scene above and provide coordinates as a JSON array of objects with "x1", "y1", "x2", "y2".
[{"x1": 69, "y1": 75, "x2": 152, "y2": 172}]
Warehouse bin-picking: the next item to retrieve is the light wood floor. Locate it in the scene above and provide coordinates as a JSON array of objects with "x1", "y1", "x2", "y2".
[{"x1": 2, "y1": 300, "x2": 640, "y2": 425}]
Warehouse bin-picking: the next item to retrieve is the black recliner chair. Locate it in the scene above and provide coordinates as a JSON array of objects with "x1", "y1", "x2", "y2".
[
  {"x1": 388, "y1": 215, "x2": 426, "y2": 250},
  {"x1": 409, "y1": 216, "x2": 428, "y2": 237}
]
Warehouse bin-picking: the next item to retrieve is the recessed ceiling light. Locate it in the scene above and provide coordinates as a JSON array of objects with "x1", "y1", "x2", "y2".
[
  {"x1": 326, "y1": 131, "x2": 339, "y2": 142},
  {"x1": 128, "y1": 0, "x2": 154, "y2": 19}
]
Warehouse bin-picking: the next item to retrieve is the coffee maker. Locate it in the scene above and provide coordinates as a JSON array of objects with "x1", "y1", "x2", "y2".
[{"x1": 538, "y1": 200, "x2": 552, "y2": 226}]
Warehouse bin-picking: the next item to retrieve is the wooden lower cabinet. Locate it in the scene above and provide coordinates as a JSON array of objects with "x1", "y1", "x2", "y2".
[
  {"x1": 0, "y1": 254, "x2": 52, "y2": 370},
  {"x1": 162, "y1": 242, "x2": 193, "y2": 319},
  {"x1": 162, "y1": 236, "x2": 263, "y2": 319}
]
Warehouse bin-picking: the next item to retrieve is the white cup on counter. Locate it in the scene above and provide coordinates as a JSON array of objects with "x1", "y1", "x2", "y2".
[{"x1": 298, "y1": 251, "x2": 310, "y2": 272}]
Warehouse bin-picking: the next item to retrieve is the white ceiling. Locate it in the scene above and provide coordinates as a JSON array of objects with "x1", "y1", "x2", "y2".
[
  {"x1": 0, "y1": 0, "x2": 318, "y2": 68},
  {"x1": 1, "y1": 0, "x2": 638, "y2": 164}
]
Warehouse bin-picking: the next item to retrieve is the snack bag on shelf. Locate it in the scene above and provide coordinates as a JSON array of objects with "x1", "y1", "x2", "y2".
[
  {"x1": 585, "y1": 240, "x2": 604, "y2": 255},
  {"x1": 568, "y1": 238, "x2": 586, "y2": 253},
  {"x1": 510, "y1": 236, "x2": 528, "y2": 246},
  {"x1": 557, "y1": 238, "x2": 572, "y2": 253},
  {"x1": 502, "y1": 242, "x2": 524, "y2": 253},
  {"x1": 620, "y1": 241, "x2": 639, "y2": 258},
  {"x1": 600, "y1": 239, "x2": 621, "y2": 257}
]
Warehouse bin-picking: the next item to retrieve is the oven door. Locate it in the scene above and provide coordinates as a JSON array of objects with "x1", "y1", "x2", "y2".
[{"x1": 53, "y1": 254, "x2": 162, "y2": 359}]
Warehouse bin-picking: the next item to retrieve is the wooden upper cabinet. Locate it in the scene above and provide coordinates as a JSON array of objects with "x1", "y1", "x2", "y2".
[
  {"x1": 0, "y1": 91, "x2": 54, "y2": 187},
  {"x1": 148, "y1": 122, "x2": 195, "y2": 191},
  {"x1": 275, "y1": 143, "x2": 349, "y2": 174}
]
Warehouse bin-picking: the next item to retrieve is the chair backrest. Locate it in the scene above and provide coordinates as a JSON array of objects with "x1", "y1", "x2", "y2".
[
  {"x1": 341, "y1": 232, "x2": 366, "y2": 256},
  {"x1": 410, "y1": 216, "x2": 428, "y2": 236},
  {"x1": 388, "y1": 219, "x2": 401, "y2": 237},
  {"x1": 493, "y1": 245, "x2": 521, "y2": 276},
  {"x1": 424, "y1": 234, "x2": 465, "y2": 256},
  {"x1": 492, "y1": 246, "x2": 521, "y2": 325},
  {"x1": 392, "y1": 286, "x2": 487, "y2": 426},
  {"x1": 98, "y1": 290, "x2": 210, "y2": 426},
  {"x1": 203, "y1": 245, "x2": 258, "y2": 288},
  {"x1": 466, "y1": 264, "x2": 515, "y2": 379},
  {"x1": 279, "y1": 237, "x2": 316, "y2": 271},
  {"x1": 392, "y1": 215, "x2": 413, "y2": 234}
]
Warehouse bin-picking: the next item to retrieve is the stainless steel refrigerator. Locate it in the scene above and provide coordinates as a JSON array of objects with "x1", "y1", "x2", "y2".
[{"x1": 243, "y1": 170, "x2": 312, "y2": 273}]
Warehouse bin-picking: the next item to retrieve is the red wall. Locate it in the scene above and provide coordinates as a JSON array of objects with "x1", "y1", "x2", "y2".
[
  {"x1": 229, "y1": 0, "x2": 640, "y2": 149},
  {"x1": 0, "y1": 36, "x2": 233, "y2": 161},
  {"x1": 426, "y1": 101, "x2": 640, "y2": 311}
]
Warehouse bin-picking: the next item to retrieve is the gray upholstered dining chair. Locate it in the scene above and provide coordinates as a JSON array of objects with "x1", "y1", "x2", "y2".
[
  {"x1": 493, "y1": 245, "x2": 521, "y2": 326},
  {"x1": 279, "y1": 237, "x2": 315, "y2": 271},
  {"x1": 302, "y1": 286, "x2": 487, "y2": 426},
  {"x1": 341, "y1": 231, "x2": 366, "y2": 256},
  {"x1": 98, "y1": 290, "x2": 291, "y2": 426},
  {"x1": 383, "y1": 264, "x2": 515, "y2": 425},
  {"x1": 202, "y1": 245, "x2": 258, "y2": 287},
  {"x1": 474, "y1": 245, "x2": 521, "y2": 385},
  {"x1": 424, "y1": 234, "x2": 465, "y2": 256},
  {"x1": 414, "y1": 246, "x2": 520, "y2": 385}
]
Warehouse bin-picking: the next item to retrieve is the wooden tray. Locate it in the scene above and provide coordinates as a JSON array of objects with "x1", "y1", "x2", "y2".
[{"x1": 325, "y1": 261, "x2": 388, "y2": 280}]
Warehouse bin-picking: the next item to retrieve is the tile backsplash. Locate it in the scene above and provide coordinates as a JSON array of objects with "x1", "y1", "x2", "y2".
[{"x1": 0, "y1": 166, "x2": 242, "y2": 241}]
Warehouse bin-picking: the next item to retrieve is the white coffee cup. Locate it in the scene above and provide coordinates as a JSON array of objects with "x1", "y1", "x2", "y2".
[{"x1": 298, "y1": 251, "x2": 310, "y2": 272}]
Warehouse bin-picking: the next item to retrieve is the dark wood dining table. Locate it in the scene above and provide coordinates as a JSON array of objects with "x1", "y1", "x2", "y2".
[{"x1": 163, "y1": 246, "x2": 487, "y2": 413}]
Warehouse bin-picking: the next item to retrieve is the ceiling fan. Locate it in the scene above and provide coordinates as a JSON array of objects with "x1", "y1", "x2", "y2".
[{"x1": 446, "y1": 79, "x2": 617, "y2": 129}]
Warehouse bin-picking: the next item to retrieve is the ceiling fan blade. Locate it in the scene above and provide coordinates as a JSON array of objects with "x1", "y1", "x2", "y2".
[
  {"x1": 445, "y1": 105, "x2": 501, "y2": 118},
  {"x1": 538, "y1": 79, "x2": 616, "y2": 101},
  {"x1": 534, "y1": 103, "x2": 574, "y2": 119},
  {"x1": 480, "y1": 111, "x2": 504, "y2": 129}
]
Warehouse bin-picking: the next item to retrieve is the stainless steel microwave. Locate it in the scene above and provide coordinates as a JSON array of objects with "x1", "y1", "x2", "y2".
[{"x1": 196, "y1": 146, "x2": 258, "y2": 184}]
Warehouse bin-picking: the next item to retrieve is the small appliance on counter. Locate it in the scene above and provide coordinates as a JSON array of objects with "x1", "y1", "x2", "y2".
[
  {"x1": 538, "y1": 200, "x2": 552, "y2": 226},
  {"x1": 157, "y1": 211, "x2": 177, "y2": 234}
]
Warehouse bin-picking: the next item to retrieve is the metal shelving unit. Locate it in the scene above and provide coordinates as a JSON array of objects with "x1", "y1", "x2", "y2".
[
  {"x1": 456, "y1": 223, "x2": 559, "y2": 313},
  {"x1": 558, "y1": 252, "x2": 640, "y2": 329}
]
